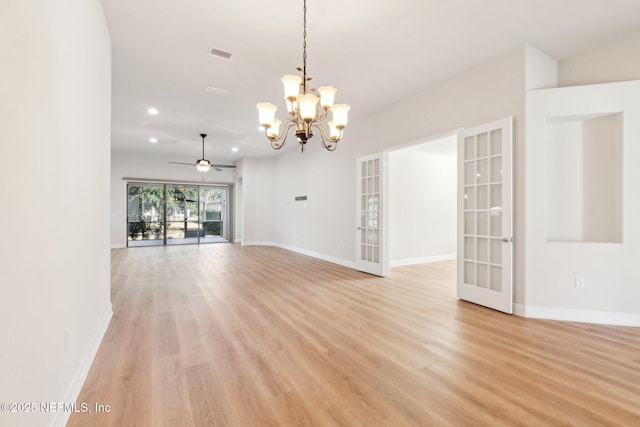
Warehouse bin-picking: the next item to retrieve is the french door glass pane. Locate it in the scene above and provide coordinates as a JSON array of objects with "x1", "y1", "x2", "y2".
[
  {"x1": 490, "y1": 157, "x2": 502, "y2": 182},
  {"x1": 464, "y1": 187, "x2": 475, "y2": 210},
  {"x1": 465, "y1": 261, "x2": 475, "y2": 285},
  {"x1": 477, "y1": 159, "x2": 488, "y2": 184},
  {"x1": 477, "y1": 264, "x2": 488, "y2": 288},
  {"x1": 464, "y1": 162, "x2": 475, "y2": 185},
  {"x1": 359, "y1": 157, "x2": 381, "y2": 266},
  {"x1": 490, "y1": 239, "x2": 501, "y2": 264},
  {"x1": 477, "y1": 133, "x2": 488, "y2": 157},
  {"x1": 464, "y1": 137, "x2": 475, "y2": 160},
  {"x1": 490, "y1": 129, "x2": 502, "y2": 155},
  {"x1": 465, "y1": 212, "x2": 475, "y2": 234},
  {"x1": 477, "y1": 185, "x2": 488, "y2": 209},
  {"x1": 490, "y1": 266, "x2": 502, "y2": 291},
  {"x1": 477, "y1": 238, "x2": 488, "y2": 262},
  {"x1": 477, "y1": 212, "x2": 488, "y2": 236}
]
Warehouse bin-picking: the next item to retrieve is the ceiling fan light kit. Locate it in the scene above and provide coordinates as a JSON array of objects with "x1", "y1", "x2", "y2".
[
  {"x1": 195, "y1": 159, "x2": 212, "y2": 173},
  {"x1": 196, "y1": 133, "x2": 212, "y2": 172},
  {"x1": 256, "y1": 0, "x2": 350, "y2": 152},
  {"x1": 168, "y1": 133, "x2": 236, "y2": 173}
]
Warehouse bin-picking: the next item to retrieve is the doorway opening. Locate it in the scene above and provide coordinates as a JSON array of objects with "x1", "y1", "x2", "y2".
[{"x1": 385, "y1": 132, "x2": 459, "y2": 276}]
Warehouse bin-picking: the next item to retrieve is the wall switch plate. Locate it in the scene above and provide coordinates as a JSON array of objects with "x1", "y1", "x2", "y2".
[{"x1": 575, "y1": 276, "x2": 585, "y2": 288}]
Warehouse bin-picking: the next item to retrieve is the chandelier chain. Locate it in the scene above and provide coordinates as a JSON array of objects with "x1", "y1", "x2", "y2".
[{"x1": 302, "y1": 0, "x2": 307, "y2": 94}]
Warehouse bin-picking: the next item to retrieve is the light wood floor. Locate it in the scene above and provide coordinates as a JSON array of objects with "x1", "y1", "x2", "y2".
[{"x1": 69, "y1": 244, "x2": 640, "y2": 427}]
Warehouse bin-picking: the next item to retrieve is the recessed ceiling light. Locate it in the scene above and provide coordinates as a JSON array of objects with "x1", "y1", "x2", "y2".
[
  {"x1": 147, "y1": 107, "x2": 159, "y2": 115},
  {"x1": 149, "y1": 137, "x2": 158, "y2": 143},
  {"x1": 231, "y1": 147, "x2": 238, "y2": 152}
]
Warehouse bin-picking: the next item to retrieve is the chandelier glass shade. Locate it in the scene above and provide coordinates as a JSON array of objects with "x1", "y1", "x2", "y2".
[{"x1": 256, "y1": 0, "x2": 350, "y2": 152}]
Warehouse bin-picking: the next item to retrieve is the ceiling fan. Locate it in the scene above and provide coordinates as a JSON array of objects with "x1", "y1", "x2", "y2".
[{"x1": 169, "y1": 133, "x2": 236, "y2": 173}]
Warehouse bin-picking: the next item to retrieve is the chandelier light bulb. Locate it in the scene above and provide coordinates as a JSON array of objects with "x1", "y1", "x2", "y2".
[
  {"x1": 328, "y1": 120, "x2": 341, "y2": 141},
  {"x1": 284, "y1": 95, "x2": 298, "y2": 114},
  {"x1": 331, "y1": 104, "x2": 351, "y2": 129},
  {"x1": 318, "y1": 86, "x2": 337, "y2": 109},
  {"x1": 298, "y1": 94, "x2": 319, "y2": 122},
  {"x1": 268, "y1": 118, "x2": 282, "y2": 139},
  {"x1": 281, "y1": 75, "x2": 303, "y2": 101},
  {"x1": 256, "y1": 103, "x2": 277, "y2": 127}
]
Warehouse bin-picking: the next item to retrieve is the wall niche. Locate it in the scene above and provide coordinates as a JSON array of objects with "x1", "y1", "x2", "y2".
[{"x1": 545, "y1": 112, "x2": 622, "y2": 243}]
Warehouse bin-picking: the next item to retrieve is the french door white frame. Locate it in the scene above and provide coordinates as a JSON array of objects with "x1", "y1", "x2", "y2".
[
  {"x1": 457, "y1": 117, "x2": 513, "y2": 314},
  {"x1": 355, "y1": 153, "x2": 386, "y2": 276}
]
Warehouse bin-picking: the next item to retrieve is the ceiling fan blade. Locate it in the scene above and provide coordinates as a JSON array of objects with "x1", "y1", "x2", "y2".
[
  {"x1": 214, "y1": 167, "x2": 222, "y2": 172},
  {"x1": 168, "y1": 161, "x2": 195, "y2": 166},
  {"x1": 211, "y1": 164, "x2": 237, "y2": 168}
]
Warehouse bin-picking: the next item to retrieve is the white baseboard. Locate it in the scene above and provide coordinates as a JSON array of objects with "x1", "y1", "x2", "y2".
[
  {"x1": 391, "y1": 253, "x2": 456, "y2": 267},
  {"x1": 238, "y1": 241, "x2": 355, "y2": 269},
  {"x1": 513, "y1": 303, "x2": 526, "y2": 317},
  {"x1": 277, "y1": 243, "x2": 357, "y2": 270},
  {"x1": 241, "y1": 241, "x2": 277, "y2": 247},
  {"x1": 515, "y1": 304, "x2": 640, "y2": 327},
  {"x1": 51, "y1": 304, "x2": 113, "y2": 427}
]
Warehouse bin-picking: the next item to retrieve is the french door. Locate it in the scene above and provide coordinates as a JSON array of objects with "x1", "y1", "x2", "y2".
[
  {"x1": 355, "y1": 153, "x2": 385, "y2": 276},
  {"x1": 457, "y1": 117, "x2": 513, "y2": 313}
]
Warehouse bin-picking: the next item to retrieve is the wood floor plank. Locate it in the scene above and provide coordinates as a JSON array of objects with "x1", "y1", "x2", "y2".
[{"x1": 68, "y1": 244, "x2": 640, "y2": 426}]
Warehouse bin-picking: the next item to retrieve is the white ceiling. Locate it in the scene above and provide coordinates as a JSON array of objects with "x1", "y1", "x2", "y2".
[{"x1": 103, "y1": 0, "x2": 640, "y2": 164}]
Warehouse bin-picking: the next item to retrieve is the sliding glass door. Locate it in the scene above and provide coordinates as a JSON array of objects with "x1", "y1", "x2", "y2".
[
  {"x1": 166, "y1": 184, "x2": 200, "y2": 245},
  {"x1": 127, "y1": 182, "x2": 229, "y2": 247},
  {"x1": 200, "y1": 186, "x2": 228, "y2": 243},
  {"x1": 127, "y1": 183, "x2": 165, "y2": 247}
]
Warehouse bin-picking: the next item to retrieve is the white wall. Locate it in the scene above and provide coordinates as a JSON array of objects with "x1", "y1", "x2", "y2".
[
  {"x1": 273, "y1": 145, "x2": 354, "y2": 261},
  {"x1": 238, "y1": 157, "x2": 277, "y2": 245},
  {"x1": 519, "y1": 30, "x2": 640, "y2": 325},
  {"x1": 0, "y1": 1, "x2": 112, "y2": 426},
  {"x1": 272, "y1": 46, "x2": 527, "y2": 300},
  {"x1": 545, "y1": 121, "x2": 584, "y2": 241},
  {"x1": 234, "y1": 175, "x2": 244, "y2": 242},
  {"x1": 558, "y1": 29, "x2": 640, "y2": 87},
  {"x1": 582, "y1": 114, "x2": 623, "y2": 243},
  {"x1": 110, "y1": 151, "x2": 236, "y2": 247},
  {"x1": 526, "y1": 81, "x2": 640, "y2": 325},
  {"x1": 388, "y1": 138, "x2": 457, "y2": 266}
]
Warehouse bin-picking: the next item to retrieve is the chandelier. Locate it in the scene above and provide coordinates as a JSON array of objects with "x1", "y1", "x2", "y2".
[{"x1": 256, "y1": 0, "x2": 350, "y2": 152}]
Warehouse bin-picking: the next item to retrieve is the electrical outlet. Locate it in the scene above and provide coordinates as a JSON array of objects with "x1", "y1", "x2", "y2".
[{"x1": 575, "y1": 276, "x2": 585, "y2": 288}]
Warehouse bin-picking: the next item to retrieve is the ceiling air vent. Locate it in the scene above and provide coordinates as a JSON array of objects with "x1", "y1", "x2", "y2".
[{"x1": 209, "y1": 47, "x2": 232, "y2": 59}]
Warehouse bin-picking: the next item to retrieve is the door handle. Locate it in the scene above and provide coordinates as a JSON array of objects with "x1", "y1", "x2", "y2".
[
  {"x1": 357, "y1": 227, "x2": 362, "y2": 230},
  {"x1": 501, "y1": 237, "x2": 512, "y2": 243}
]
